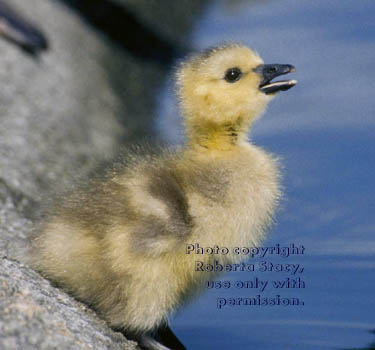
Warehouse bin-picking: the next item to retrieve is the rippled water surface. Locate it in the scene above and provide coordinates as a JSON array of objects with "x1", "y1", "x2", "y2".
[{"x1": 156, "y1": 1, "x2": 375, "y2": 348}]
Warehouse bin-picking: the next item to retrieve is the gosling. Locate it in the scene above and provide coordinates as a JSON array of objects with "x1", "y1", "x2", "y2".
[{"x1": 31, "y1": 44, "x2": 297, "y2": 350}]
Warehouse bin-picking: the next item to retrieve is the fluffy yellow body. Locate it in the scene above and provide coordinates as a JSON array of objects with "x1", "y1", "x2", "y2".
[{"x1": 31, "y1": 44, "x2": 285, "y2": 336}]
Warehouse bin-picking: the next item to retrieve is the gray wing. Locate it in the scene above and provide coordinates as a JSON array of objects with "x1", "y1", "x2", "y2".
[{"x1": 128, "y1": 165, "x2": 194, "y2": 253}]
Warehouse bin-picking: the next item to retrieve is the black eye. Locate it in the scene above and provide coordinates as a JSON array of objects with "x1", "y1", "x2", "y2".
[{"x1": 224, "y1": 67, "x2": 242, "y2": 83}]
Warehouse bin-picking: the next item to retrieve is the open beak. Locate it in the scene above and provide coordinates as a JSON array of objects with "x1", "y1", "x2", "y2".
[{"x1": 254, "y1": 64, "x2": 297, "y2": 94}]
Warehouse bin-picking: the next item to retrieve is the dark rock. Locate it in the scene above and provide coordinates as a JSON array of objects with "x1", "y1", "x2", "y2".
[{"x1": 112, "y1": 0, "x2": 207, "y2": 47}]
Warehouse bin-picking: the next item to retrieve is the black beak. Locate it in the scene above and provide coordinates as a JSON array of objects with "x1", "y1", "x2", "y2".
[{"x1": 254, "y1": 64, "x2": 297, "y2": 94}]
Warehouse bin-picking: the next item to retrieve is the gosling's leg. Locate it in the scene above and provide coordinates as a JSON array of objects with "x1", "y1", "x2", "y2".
[
  {"x1": 137, "y1": 334, "x2": 172, "y2": 350},
  {"x1": 132, "y1": 324, "x2": 186, "y2": 350},
  {"x1": 157, "y1": 324, "x2": 186, "y2": 350}
]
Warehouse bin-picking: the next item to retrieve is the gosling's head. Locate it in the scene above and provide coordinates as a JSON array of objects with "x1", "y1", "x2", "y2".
[{"x1": 177, "y1": 44, "x2": 297, "y2": 147}]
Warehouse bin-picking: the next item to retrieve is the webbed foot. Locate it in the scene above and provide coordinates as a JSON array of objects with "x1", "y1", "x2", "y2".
[{"x1": 125, "y1": 324, "x2": 186, "y2": 350}]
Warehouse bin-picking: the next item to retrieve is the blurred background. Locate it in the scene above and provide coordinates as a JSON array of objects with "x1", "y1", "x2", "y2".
[
  {"x1": 156, "y1": 1, "x2": 375, "y2": 349},
  {"x1": 0, "y1": 0, "x2": 374, "y2": 349}
]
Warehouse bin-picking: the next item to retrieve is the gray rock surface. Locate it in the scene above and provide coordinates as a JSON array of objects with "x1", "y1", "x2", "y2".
[
  {"x1": 0, "y1": 0, "x2": 206, "y2": 348},
  {"x1": 0, "y1": 0, "x2": 161, "y2": 201},
  {"x1": 0, "y1": 257, "x2": 138, "y2": 350}
]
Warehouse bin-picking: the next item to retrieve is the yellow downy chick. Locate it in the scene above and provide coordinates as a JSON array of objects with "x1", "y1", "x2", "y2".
[{"x1": 31, "y1": 44, "x2": 296, "y2": 350}]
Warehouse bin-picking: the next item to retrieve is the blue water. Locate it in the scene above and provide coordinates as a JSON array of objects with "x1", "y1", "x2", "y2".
[{"x1": 156, "y1": 1, "x2": 375, "y2": 349}]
